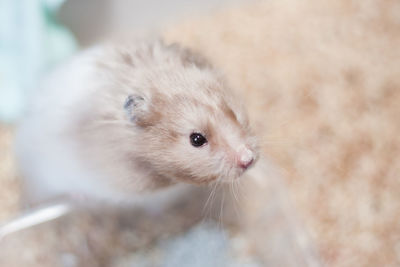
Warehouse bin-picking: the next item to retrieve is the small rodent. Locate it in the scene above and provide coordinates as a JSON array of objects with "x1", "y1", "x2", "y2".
[{"x1": 15, "y1": 40, "x2": 259, "y2": 205}]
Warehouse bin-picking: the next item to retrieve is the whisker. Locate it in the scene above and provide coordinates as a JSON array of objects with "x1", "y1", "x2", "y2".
[
  {"x1": 230, "y1": 180, "x2": 241, "y2": 220},
  {"x1": 237, "y1": 178, "x2": 250, "y2": 203},
  {"x1": 219, "y1": 187, "x2": 225, "y2": 228},
  {"x1": 211, "y1": 178, "x2": 223, "y2": 222},
  {"x1": 202, "y1": 180, "x2": 218, "y2": 218}
]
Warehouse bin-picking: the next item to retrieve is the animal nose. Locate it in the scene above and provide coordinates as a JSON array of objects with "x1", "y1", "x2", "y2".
[
  {"x1": 237, "y1": 147, "x2": 254, "y2": 169},
  {"x1": 239, "y1": 157, "x2": 254, "y2": 169}
]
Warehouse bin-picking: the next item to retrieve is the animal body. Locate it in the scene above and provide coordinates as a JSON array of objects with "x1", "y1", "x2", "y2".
[{"x1": 15, "y1": 40, "x2": 259, "y2": 205}]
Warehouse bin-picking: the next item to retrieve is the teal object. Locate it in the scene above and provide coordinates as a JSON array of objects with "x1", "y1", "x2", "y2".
[{"x1": 0, "y1": 0, "x2": 77, "y2": 122}]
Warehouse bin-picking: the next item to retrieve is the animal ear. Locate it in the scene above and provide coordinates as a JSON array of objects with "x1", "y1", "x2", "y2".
[{"x1": 124, "y1": 94, "x2": 146, "y2": 123}]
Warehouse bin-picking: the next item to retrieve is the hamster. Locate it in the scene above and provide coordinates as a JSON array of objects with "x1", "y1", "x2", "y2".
[{"x1": 15, "y1": 40, "x2": 259, "y2": 206}]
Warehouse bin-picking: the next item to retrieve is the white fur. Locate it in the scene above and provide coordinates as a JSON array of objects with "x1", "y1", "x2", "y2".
[{"x1": 15, "y1": 47, "x2": 125, "y2": 203}]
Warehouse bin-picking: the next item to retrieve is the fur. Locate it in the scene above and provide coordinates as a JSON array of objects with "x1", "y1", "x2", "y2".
[{"x1": 15, "y1": 40, "x2": 259, "y2": 205}]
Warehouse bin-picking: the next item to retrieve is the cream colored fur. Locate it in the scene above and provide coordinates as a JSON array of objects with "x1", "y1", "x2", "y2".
[{"x1": 15, "y1": 40, "x2": 258, "y2": 205}]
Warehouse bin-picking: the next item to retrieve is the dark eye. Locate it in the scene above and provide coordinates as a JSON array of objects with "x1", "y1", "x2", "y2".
[{"x1": 190, "y1": 133, "x2": 207, "y2": 147}]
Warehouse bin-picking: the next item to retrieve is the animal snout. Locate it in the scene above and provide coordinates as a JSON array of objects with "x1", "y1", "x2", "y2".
[{"x1": 237, "y1": 146, "x2": 254, "y2": 170}]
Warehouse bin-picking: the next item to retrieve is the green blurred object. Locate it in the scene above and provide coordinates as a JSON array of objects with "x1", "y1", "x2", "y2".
[{"x1": 0, "y1": 0, "x2": 77, "y2": 123}]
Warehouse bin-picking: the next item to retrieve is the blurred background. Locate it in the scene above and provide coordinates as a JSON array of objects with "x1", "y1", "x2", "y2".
[
  {"x1": 1, "y1": 0, "x2": 400, "y2": 266},
  {"x1": 0, "y1": 0, "x2": 244, "y2": 122}
]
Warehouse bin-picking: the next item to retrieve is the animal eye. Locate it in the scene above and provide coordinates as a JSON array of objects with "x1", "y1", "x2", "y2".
[{"x1": 190, "y1": 133, "x2": 207, "y2": 147}]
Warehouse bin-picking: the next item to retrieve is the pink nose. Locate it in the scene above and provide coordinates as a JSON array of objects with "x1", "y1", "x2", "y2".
[
  {"x1": 237, "y1": 147, "x2": 254, "y2": 169},
  {"x1": 239, "y1": 157, "x2": 254, "y2": 169}
]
